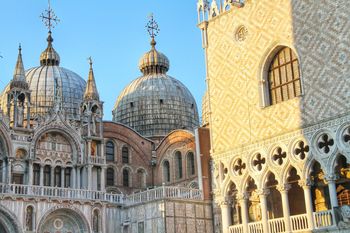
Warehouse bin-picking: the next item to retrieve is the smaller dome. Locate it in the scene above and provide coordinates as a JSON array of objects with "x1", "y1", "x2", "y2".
[
  {"x1": 138, "y1": 39, "x2": 169, "y2": 75},
  {"x1": 40, "y1": 32, "x2": 60, "y2": 66}
]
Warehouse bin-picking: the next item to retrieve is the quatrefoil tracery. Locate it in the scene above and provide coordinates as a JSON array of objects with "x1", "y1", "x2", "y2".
[
  {"x1": 253, "y1": 153, "x2": 266, "y2": 171},
  {"x1": 344, "y1": 127, "x2": 350, "y2": 145},
  {"x1": 318, "y1": 134, "x2": 334, "y2": 154},
  {"x1": 273, "y1": 147, "x2": 287, "y2": 165},
  {"x1": 294, "y1": 141, "x2": 309, "y2": 160},
  {"x1": 233, "y1": 159, "x2": 246, "y2": 176}
]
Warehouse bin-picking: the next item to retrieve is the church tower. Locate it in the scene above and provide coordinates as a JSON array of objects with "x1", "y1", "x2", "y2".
[{"x1": 6, "y1": 45, "x2": 31, "y2": 128}]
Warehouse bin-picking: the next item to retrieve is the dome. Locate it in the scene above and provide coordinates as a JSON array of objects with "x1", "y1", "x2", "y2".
[
  {"x1": 113, "y1": 40, "x2": 199, "y2": 138},
  {"x1": 0, "y1": 33, "x2": 86, "y2": 119}
]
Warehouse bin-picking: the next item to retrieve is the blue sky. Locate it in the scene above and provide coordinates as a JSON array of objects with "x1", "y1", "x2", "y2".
[{"x1": 0, "y1": 1, "x2": 206, "y2": 120}]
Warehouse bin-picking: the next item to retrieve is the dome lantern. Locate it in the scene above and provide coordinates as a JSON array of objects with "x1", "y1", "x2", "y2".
[{"x1": 39, "y1": 31, "x2": 60, "y2": 66}]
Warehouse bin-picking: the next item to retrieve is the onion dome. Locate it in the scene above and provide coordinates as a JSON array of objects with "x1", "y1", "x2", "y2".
[
  {"x1": 9, "y1": 45, "x2": 29, "y2": 90},
  {"x1": 0, "y1": 33, "x2": 86, "y2": 119},
  {"x1": 84, "y1": 59, "x2": 99, "y2": 101},
  {"x1": 40, "y1": 31, "x2": 60, "y2": 66},
  {"x1": 113, "y1": 39, "x2": 199, "y2": 139},
  {"x1": 138, "y1": 39, "x2": 169, "y2": 75}
]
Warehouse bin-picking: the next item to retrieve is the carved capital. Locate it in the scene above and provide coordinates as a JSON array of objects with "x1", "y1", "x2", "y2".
[
  {"x1": 257, "y1": 189, "x2": 270, "y2": 197},
  {"x1": 298, "y1": 179, "x2": 313, "y2": 188},
  {"x1": 237, "y1": 192, "x2": 249, "y2": 201},
  {"x1": 325, "y1": 174, "x2": 338, "y2": 183},
  {"x1": 277, "y1": 184, "x2": 291, "y2": 193}
]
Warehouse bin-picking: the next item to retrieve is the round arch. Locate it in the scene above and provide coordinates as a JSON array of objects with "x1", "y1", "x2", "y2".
[
  {"x1": 0, "y1": 204, "x2": 23, "y2": 233},
  {"x1": 37, "y1": 207, "x2": 90, "y2": 233},
  {"x1": 0, "y1": 122, "x2": 12, "y2": 158}
]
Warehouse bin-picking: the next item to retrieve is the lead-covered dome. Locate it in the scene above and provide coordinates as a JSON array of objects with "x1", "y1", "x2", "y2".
[
  {"x1": 0, "y1": 32, "x2": 86, "y2": 119},
  {"x1": 113, "y1": 39, "x2": 199, "y2": 138}
]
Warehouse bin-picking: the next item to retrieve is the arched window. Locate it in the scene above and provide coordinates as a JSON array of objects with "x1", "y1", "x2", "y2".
[
  {"x1": 106, "y1": 141, "x2": 115, "y2": 162},
  {"x1": 106, "y1": 168, "x2": 115, "y2": 186},
  {"x1": 54, "y1": 166, "x2": 61, "y2": 187},
  {"x1": 175, "y1": 152, "x2": 183, "y2": 179},
  {"x1": 25, "y1": 206, "x2": 34, "y2": 231},
  {"x1": 33, "y1": 164, "x2": 40, "y2": 185},
  {"x1": 92, "y1": 209, "x2": 100, "y2": 233},
  {"x1": 187, "y1": 152, "x2": 195, "y2": 176},
  {"x1": 163, "y1": 161, "x2": 170, "y2": 183},
  {"x1": 43, "y1": 165, "x2": 51, "y2": 186},
  {"x1": 65, "y1": 167, "x2": 71, "y2": 188},
  {"x1": 123, "y1": 168, "x2": 130, "y2": 187},
  {"x1": 268, "y1": 47, "x2": 301, "y2": 105},
  {"x1": 122, "y1": 146, "x2": 129, "y2": 164}
]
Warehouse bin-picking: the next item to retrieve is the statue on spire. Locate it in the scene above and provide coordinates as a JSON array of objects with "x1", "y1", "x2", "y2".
[{"x1": 40, "y1": 0, "x2": 60, "y2": 32}]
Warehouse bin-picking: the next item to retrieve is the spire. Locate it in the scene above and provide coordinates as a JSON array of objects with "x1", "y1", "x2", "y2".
[
  {"x1": 10, "y1": 45, "x2": 29, "y2": 90},
  {"x1": 84, "y1": 57, "x2": 100, "y2": 101}
]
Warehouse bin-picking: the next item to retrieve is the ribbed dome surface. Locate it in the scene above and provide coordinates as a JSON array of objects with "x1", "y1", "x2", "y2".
[
  {"x1": 1, "y1": 66, "x2": 86, "y2": 119},
  {"x1": 139, "y1": 49, "x2": 169, "y2": 75},
  {"x1": 113, "y1": 73, "x2": 199, "y2": 138}
]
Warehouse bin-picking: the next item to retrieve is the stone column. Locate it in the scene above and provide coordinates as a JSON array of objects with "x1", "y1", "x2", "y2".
[
  {"x1": 39, "y1": 164, "x2": 44, "y2": 186},
  {"x1": 299, "y1": 180, "x2": 315, "y2": 230},
  {"x1": 87, "y1": 140, "x2": 92, "y2": 163},
  {"x1": 326, "y1": 175, "x2": 338, "y2": 208},
  {"x1": 51, "y1": 166, "x2": 55, "y2": 187},
  {"x1": 61, "y1": 167, "x2": 65, "y2": 188},
  {"x1": 2, "y1": 160, "x2": 7, "y2": 183},
  {"x1": 220, "y1": 197, "x2": 232, "y2": 233},
  {"x1": 71, "y1": 166, "x2": 76, "y2": 189},
  {"x1": 7, "y1": 159, "x2": 12, "y2": 184},
  {"x1": 76, "y1": 166, "x2": 81, "y2": 189},
  {"x1": 238, "y1": 193, "x2": 249, "y2": 233},
  {"x1": 258, "y1": 189, "x2": 269, "y2": 233},
  {"x1": 28, "y1": 160, "x2": 33, "y2": 185},
  {"x1": 278, "y1": 184, "x2": 292, "y2": 233},
  {"x1": 87, "y1": 165, "x2": 92, "y2": 190},
  {"x1": 100, "y1": 166, "x2": 106, "y2": 192}
]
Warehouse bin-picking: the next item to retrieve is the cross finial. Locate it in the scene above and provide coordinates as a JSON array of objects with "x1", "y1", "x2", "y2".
[
  {"x1": 88, "y1": 56, "x2": 93, "y2": 68},
  {"x1": 40, "y1": 0, "x2": 60, "y2": 32},
  {"x1": 146, "y1": 14, "x2": 160, "y2": 41}
]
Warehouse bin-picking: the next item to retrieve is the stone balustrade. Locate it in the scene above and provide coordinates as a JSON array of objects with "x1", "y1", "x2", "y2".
[{"x1": 0, "y1": 183, "x2": 203, "y2": 206}]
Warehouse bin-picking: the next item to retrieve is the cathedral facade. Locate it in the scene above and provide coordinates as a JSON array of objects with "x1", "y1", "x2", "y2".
[
  {"x1": 197, "y1": 0, "x2": 350, "y2": 233},
  {"x1": 0, "y1": 8, "x2": 213, "y2": 233}
]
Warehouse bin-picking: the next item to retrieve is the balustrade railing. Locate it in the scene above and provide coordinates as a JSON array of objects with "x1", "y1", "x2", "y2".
[
  {"x1": 290, "y1": 214, "x2": 309, "y2": 232},
  {"x1": 313, "y1": 209, "x2": 334, "y2": 229},
  {"x1": 0, "y1": 183, "x2": 203, "y2": 206},
  {"x1": 229, "y1": 224, "x2": 243, "y2": 233},
  {"x1": 268, "y1": 217, "x2": 285, "y2": 233},
  {"x1": 248, "y1": 221, "x2": 263, "y2": 233}
]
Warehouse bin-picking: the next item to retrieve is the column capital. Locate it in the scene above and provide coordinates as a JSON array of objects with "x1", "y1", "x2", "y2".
[
  {"x1": 325, "y1": 174, "x2": 338, "y2": 183},
  {"x1": 277, "y1": 184, "x2": 291, "y2": 193},
  {"x1": 257, "y1": 188, "x2": 270, "y2": 197},
  {"x1": 237, "y1": 192, "x2": 249, "y2": 201},
  {"x1": 298, "y1": 179, "x2": 313, "y2": 188}
]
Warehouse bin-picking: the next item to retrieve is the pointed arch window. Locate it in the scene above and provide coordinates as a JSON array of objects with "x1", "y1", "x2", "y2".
[
  {"x1": 106, "y1": 141, "x2": 115, "y2": 162},
  {"x1": 122, "y1": 146, "x2": 129, "y2": 164},
  {"x1": 43, "y1": 165, "x2": 51, "y2": 186},
  {"x1": 163, "y1": 160, "x2": 170, "y2": 183},
  {"x1": 267, "y1": 47, "x2": 301, "y2": 105},
  {"x1": 65, "y1": 167, "x2": 71, "y2": 188},
  {"x1": 175, "y1": 151, "x2": 183, "y2": 179},
  {"x1": 33, "y1": 164, "x2": 40, "y2": 185},
  {"x1": 54, "y1": 166, "x2": 61, "y2": 187},
  {"x1": 106, "y1": 168, "x2": 115, "y2": 186},
  {"x1": 187, "y1": 152, "x2": 195, "y2": 176}
]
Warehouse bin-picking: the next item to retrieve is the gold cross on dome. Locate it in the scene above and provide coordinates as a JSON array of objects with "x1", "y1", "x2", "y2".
[
  {"x1": 146, "y1": 14, "x2": 160, "y2": 39},
  {"x1": 40, "y1": 0, "x2": 60, "y2": 31}
]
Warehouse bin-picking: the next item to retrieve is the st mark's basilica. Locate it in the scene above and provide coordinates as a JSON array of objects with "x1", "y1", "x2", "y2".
[{"x1": 1, "y1": 1, "x2": 350, "y2": 233}]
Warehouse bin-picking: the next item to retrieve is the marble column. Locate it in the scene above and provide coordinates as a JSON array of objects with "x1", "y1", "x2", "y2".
[
  {"x1": 7, "y1": 159, "x2": 12, "y2": 184},
  {"x1": 39, "y1": 165, "x2": 44, "y2": 186},
  {"x1": 1, "y1": 161, "x2": 6, "y2": 183},
  {"x1": 61, "y1": 167, "x2": 65, "y2": 188},
  {"x1": 258, "y1": 189, "x2": 269, "y2": 233},
  {"x1": 220, "y1": 197, "x2": 232, "y2": 233},
  {"x1": 87, "y1": 165, "x2": 92, "y2": 190},
  {"x1": 326, "y1": 175, "x2": 338, "y2": 208},
  {"x1": 238, "y1": 193, "x2": 249, "y2": 233},
  {"x1": 278, "y1": 184, "x2": 292, "y2": 233},
  {"x1": 299, "y1": 180, "x2": 315, "y2": 230},
  {"x1": 100, "y1": 166, "x2": 106, "y2": 192},
  {"x1": 71, "y1": 166, "x2": 76, "y2": 189},
  {"x1": 51, "y1": 166, "x2": 55, "y2": 187},
  {"x1": 28, "y1": 160, "x2": 33, "y2": 185},
  {"x1": 76, "y1": 167, "x2": 81, "y2": 189}
]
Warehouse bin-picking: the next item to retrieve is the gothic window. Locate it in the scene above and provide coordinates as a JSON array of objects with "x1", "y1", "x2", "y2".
[
  {"x1": 123, "y1": 168, "x2": 130, "y2": 187},
  {"x1": 268, "y1": 47, "x2": 301, "y2": 105},
  {"x1": 65, "y1": 167, "x2": 71, "y2": 188},
  {"x1": 163, "y1": 160, "x2": 170, "y2": 183},
  {"x1": 25, "y1": 206, "x2": 34, "y2": 231},
  {"x1": 92, "y1": 209, "x2": 100, "y2": 233},
  {"x1": 187, "y1": 152, "x2": 195, "y2": 176},
  {"x1": 43, "y1": 165, "x2": 51, "y2": 186},
  {"x1": 54, "y1": 167, "x2": 61, "y2": 187},
  {"x1": 106, "y1": 141, "x2": 115, "y2": 162},
  {"x1": 175, "y1": 151, "x2": 183, "y2": 179},
  {"x1": 106, "y1": 168, "x2": 114, "y2": 186},
  {"x1": 33, "y1": 164, "x2": 40, "y2": 185},
  {"x1": 122, "y1": 146, "x2": 129, "y2": 164}
]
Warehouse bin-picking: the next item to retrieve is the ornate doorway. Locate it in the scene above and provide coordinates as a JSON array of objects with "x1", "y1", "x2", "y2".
[{"x1": 38, "y1": 208, "x2": 89, "y2": 233}]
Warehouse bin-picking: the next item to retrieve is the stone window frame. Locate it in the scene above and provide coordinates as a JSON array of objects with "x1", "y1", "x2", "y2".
[{"x1": 105, "y1": 140, "x2": 115, "y2": 162}]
